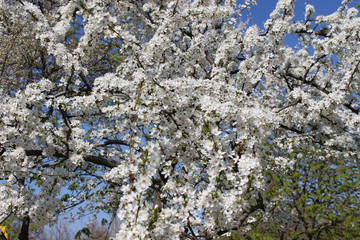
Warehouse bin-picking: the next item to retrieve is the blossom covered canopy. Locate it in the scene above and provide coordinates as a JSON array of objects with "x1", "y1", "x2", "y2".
[{"x1": 0, "y1": 0, "x2": 359, "y2": 239}]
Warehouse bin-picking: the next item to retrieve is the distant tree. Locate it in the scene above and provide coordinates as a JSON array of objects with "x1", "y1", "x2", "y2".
[
  {"x1": 0, "y1": 2, "x2": 44, "y2": 91},
  {"x1": 36, "y1": 220, "x2": 74, "y2": 240},
  {"x1": 246, "y1": 146, "x2": 360, "y2": 240},
  {"x1": 212, "y1": 146, "x2": 360, "y2": 240},
  {"x1": 76, "y1": 219, "x2": 112, "y2": 240}
]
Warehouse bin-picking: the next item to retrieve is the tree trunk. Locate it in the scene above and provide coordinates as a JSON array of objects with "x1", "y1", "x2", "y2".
[{"x1": 18, "y1": 216, "x2": 30, "y2": 240}]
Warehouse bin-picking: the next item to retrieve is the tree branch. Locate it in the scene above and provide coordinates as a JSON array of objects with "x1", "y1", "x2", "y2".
[
  {"x1": 24, "y1": 150, "x2": 120, "y2": 168},
  {"x1": 83, "y1": 155, "x2": 120, "y2": 168},
  {"x1": 344, "y1": 103, "x2": 359, "y2": 114},
  {"x1": 18, "y1": 216, "x2": 30, "y2": 240},
  {"x1": 93, "y1": 139, "x2": 129, "y2": 148},
  {"x1": 279, "y1": 124, "x2": 304, "y2": 134}
]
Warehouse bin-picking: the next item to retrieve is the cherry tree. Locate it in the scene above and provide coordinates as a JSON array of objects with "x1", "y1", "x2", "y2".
[{"x1": 0, "y1": 0, "x2": 359, "y2": 239}]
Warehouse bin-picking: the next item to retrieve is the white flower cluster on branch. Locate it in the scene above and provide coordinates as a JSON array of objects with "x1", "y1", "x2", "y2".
[{"x1": 0, "y1": 0, "x2": 359, "y2": 239}]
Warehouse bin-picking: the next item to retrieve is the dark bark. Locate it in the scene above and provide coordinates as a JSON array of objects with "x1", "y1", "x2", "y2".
[
  {"x1": 0, "y1": 233, "x2": 7, "y2": 240},
  {"x1": 24, "y1": 150, "x2": 120, "y2": 168},
  {"x1": 83, "y1": 155, "x2": 120, "y2": 168},
  {"x1": 18, "y1": 216, "x2": 30, "y2": 240}
]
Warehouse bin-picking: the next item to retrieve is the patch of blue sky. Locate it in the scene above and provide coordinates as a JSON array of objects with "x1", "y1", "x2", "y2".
[{"x1": 241, "y1": 0, "x2": 360, "y2": 50}]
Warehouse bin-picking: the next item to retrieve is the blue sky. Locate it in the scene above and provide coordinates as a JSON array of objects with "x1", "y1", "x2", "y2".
[
  {"x1": 247, "y1": 0, "x2": 359, "y2": 28},
  {"x1": 241, "y1": 0, "x2": 359, "y2": 49}
]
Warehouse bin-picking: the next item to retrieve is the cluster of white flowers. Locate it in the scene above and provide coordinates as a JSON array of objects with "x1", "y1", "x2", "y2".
[{"x1": 0, "y1": 0, "x2": 359, "y2": 239}]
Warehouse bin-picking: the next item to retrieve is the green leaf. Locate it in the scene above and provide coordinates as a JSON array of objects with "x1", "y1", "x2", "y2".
[
  {"x1": 75, "y1": 227, "x2": 91, "y2": 239},
  {"x1": 61, "y1": 194, "x2": 69, "y2": 202},
  {"x1": 75, "y1": 231, "x2": 81, "y2": 239},
  {"x1": 110, "y1": 52, "x2": 124, "y2": 62},
  {"x1": 202, "y1": 120, "x2": 211, "y2": 134},
  {"x1": 101, "y1": 218, "x2": 108, "y2": 226},
  {"x1": 68, "y1": 181, "x2": 80, "y2": 191}
]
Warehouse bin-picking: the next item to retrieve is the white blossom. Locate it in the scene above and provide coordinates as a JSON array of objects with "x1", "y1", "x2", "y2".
[{"x1": 0, "y1": 0, "x2": 359, "y2": 239}]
